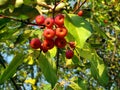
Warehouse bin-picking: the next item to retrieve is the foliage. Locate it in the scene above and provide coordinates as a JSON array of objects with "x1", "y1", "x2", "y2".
[{"x1": 0, "y1": 0, "x2": 120, "y2": 90}]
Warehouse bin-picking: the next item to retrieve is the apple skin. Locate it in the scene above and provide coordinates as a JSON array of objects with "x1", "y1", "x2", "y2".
[
  {"x1": 55, "y1": 27, "x2": 67, "y2": 38},
  {"x1": 42, "y1": 39, "x2": 54, "y2": 50},
  {"x1": 35, "y1": 15, "x2": 45, "y2": 25},
  {"x1": 30, "y1": 38, "x2": 41, "y2": 49},
  {"x1": 44, "y1": 18, "x2": 54, "y2": 28},
  {"x1": 78, "y1": 10, "x2": 83, "y2": 16},
  {"x1": 55, "y1": 37, "x2": 67, "y2": 48},
  {"x1": 43, "y1": 28, "x2": 55, "y2": 39},
  {"x1": 55, "y1": 14, "x2": 64, "y2": 27},
  {"x1": 65, "y1": 50, "x2": 74, "y2": 59}
]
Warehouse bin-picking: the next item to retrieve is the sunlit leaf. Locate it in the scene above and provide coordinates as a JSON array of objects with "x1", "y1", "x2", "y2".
[
  {"x1": 48, "y1": 47, "x2": 57, "y2": 58},
  {"x1": 24, "y1": 55, "x2": 34, "y2": 65},
  {"x1": 25, "y1": 78, "x2": 36, "y2": 85},
  {"x1": 77, "y1": 43, "x2": 109, "y2": 86},
  {"x1": 113, "y1": 25, "x2": 120, "y2": 32},
  {"x1": 90, "y1": 53, "x2": 109, "y2": 86},
  {"x1": 38, "y1": 53, "x2": 57, "y2": 87},
  {"x1": 68, "y1": 81, "x2": 82, "y2": 90},
  {"x1": 41, "y1": 84, "x2": 52, "y2": 90},
  {"x1": 64, "y1": 13, "x2": 92, "y2": 48}
]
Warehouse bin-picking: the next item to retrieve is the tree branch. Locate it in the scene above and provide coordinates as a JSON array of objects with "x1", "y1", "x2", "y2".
[
  {"x1": 52, "y1": 0, "x2": 57, "y2": 18},
  {"x1": 0, "y1": 14, "x2": 45, "y2": 28},
  {"x1": 73, "y1": 0, "x2": 87, "y2": 13}
]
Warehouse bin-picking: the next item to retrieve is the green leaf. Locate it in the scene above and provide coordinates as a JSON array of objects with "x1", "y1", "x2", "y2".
[
  {"x1": 53, "y1": 83, "x2": 64, "y2": 90},
  {"x1": 77, "y1": 43, "x2": 92, "y2": 60},
  {"x1": 42, "y1": 84, "x2": 52, "y2": 90},
  {"x1": 0, "y1": 18, "x2": 10, "y2": 27},
  {"x1": 78, "y1": 78, "x2": 88, "y2": 90},
  {"x1": 113, "y1": 25, "x2": 120, "y2": 32},
  {"x1": 90, "y1": 53, "x2": 109, "y2": 86},
  {"x1": 68, "y1": 81, "x2": 82, "y2": 90},
  {"x1": 77, "y1": 43, "x2": 109, "y2": 86},
  {"x1": 0, "y1": 0, "x2": 15, "y2": 9},
  {"x1": 64, "y1": 13, "x2": 92, "y2": 48},
  {"x1": 90, "y1": 21, "x2": 110, "y2": 39},
  {"x1": 0, "y1": 28, "x2": 18, "y2": 40},
  {"x1": 4, "y1": 4, "x2": 39, "y2": 20},
  {"x1": 38, "y1": 53, "x2": 57, "y2": 88},
  {"x1": 48, "y1": 47, "x2": 57, "y2": 58},
  {"x1": 23, "y1": 0, "x2": 37, "y2": 6},
  {"x1": 0, "y1": 53, "x2": 25, "y2": 84}
]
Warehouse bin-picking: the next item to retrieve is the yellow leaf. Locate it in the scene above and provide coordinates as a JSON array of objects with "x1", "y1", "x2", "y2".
[
  {"x1": 24, "y1": 55, "x2": 34, "y2": 65},
  {"x1": 32, "y1": 85, "x2": 37, "y2": 90},
  {"x1": 25, "y1": 78, "x2": 36, "y2": 85}
]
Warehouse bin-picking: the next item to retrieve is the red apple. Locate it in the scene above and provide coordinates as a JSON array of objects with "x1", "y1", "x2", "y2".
[
  {"x1": 43, "y1": 28, "x2": 55, "y2": 39},
  {"x1": 44, "y1": 17, "x2": 54, "y2": 28},
  {"x1": 65, "y1": 50, "x2": 74, "y2": 59},
  {"x1": 55, "y1": 37, "x2": 67, "y2": 48},
  {"x1": 55, "y1": 27, "x2": 67, "y2": 38},
  {"x1": 78, "y1": 10, "x2": 83, "y2": 16},
  {"x1": 30, "y1": 38, "x2": 41, "y2": 49},
  {"x1": 55, "y1": 14, "x2": 64, "y2": 27},
  {"x1": 42, "y1": 39, "x2": 54, "y2": 50},
  {"x1": 35, "y1": 15, "x2": 45, "y2": 25}
]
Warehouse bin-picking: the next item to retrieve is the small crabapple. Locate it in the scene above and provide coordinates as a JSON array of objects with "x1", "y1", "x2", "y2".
[
  {"x1": 55, "y1": 14, "x2": 64, "y2": 27},
  {"x1": 41, "y1": 43, "x2": 48, "y2": 53},
  {"x1": 35, "y1": 15, "x2": 45, "y2": 25},
  {"x1": 30, "y1": 38, "x2": 41, "y2": 49},
  {"x1": 55, "y1": 37, "x2": 67, "y2": 48},
  {"x1": 55, "y1": 27, "x2": 67, "y2": 38},
  {"x1": 44, "y1": 17, "x2": 54, "y2": 28},
  {"x1": 43, "y1": 28, "x2": 55, "y2": 39},
  {"x1": 42, "y1": 39, "x2": 54, "y2": 50},
  {"x1": 78, "y1": 10, "x2": 83, "y2": 16},
  {"x1": 65, "y1": 50, "x2": 74, "y2": 59}
]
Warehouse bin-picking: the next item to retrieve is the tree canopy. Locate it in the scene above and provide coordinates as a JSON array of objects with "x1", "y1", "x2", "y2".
[{"x1": 0, "y1": 0, "x2": 120, "y2": 90}]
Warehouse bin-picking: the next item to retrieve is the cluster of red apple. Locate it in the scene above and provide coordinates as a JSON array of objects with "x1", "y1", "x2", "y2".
[{"x1": 30, "y1": 14, "x2": 75, "y2": 59}]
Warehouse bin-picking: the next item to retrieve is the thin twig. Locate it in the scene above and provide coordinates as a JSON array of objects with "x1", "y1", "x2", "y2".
[
  {"x1": 73, "y1": 0, "x2": 87, "y2": 13},
  {"x1": 0, "y1": 14, "x2": 45, "y2": 28},
  {"x1": 10, "y1": 78, "x2": 21, "y2": 90},
  {"x1": 52, "y1": 0, "x2": 57, "y2": 18}
]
